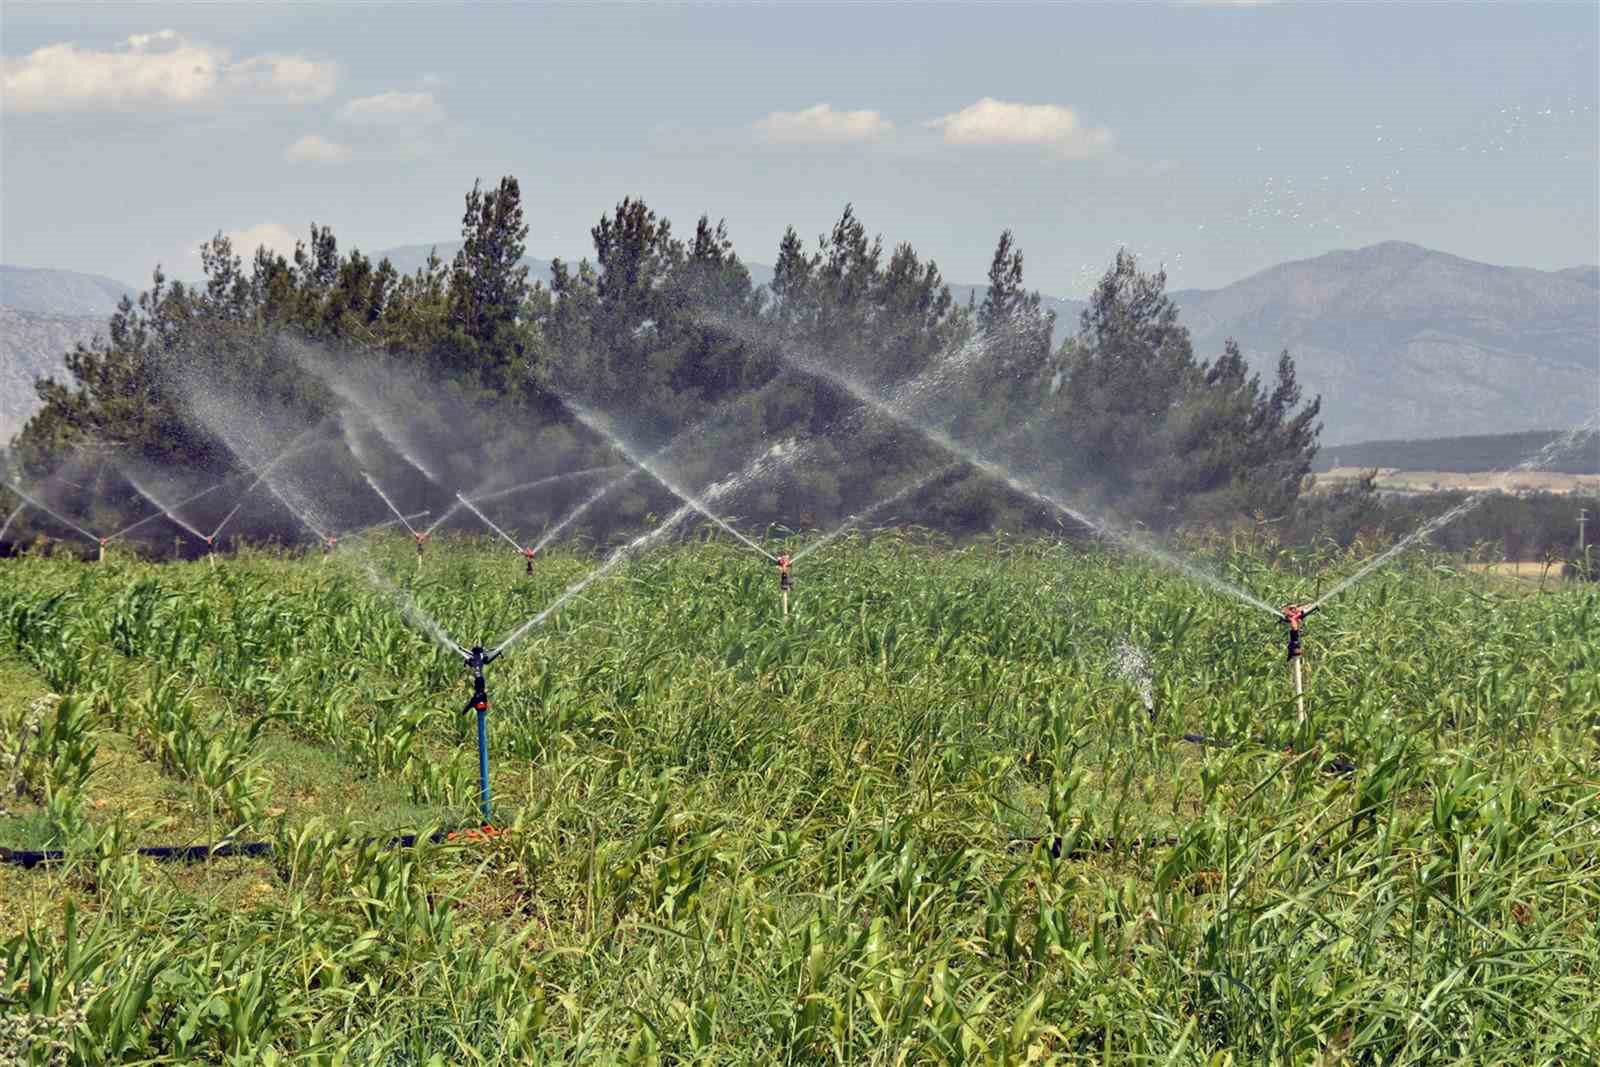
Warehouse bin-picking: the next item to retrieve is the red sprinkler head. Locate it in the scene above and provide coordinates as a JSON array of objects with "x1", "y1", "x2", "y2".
[
  {"x1": 776, "y1": 552, "x2": 792, "y2": 591},
  {"x1": 1279, "y1": 603, "x2": 1317, "y2": 660},
  {"x1": 522, "y1": 545, "x2": 536, "y2": 573},
  {"x1": 98, "y1": 537, "x2": 108, "y2": 548}
]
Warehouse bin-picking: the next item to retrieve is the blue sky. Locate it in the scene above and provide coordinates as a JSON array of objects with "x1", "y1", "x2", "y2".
[{"x1": 3, "y1": 1, "x2": 1595, "y2": 295}]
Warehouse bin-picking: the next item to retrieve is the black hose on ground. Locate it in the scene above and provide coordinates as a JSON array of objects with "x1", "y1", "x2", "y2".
[{"x1": 0, "y1": 829, "x2": 460, "y2": 870}]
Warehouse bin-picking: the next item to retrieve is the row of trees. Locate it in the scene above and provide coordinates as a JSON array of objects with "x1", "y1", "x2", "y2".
[{"x1": 5, "y1": 176, "x2": 1328, "y2": 551}]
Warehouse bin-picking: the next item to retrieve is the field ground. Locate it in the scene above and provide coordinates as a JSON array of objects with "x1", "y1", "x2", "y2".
[
  {"x1": 1, "y1": 534, "x2": 1597, "y2": 1064},
  {"x1": 1465, "y1": 560, "x2": 1576, "y2": 583},
  {"x1": 1314, "y1": 467, "x2": 1599, "y2": 496}
]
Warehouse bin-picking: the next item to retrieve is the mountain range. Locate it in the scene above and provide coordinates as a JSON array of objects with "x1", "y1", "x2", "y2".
[{"x1": 4, "y1": 241, "x2": 1595, "y2": 448}]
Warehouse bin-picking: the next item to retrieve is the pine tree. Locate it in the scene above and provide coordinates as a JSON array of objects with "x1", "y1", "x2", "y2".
[
  {"x1": 444, "y1": 177, "x2": 542, "y2": 395},
  {"x1": 1058, "y1": 252, "x2": 1321, "y2": 529}
]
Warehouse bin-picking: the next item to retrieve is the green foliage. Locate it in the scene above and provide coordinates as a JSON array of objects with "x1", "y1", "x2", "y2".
[
  {"x1": 0, "y1": 539, "x2": 1596, "y2": 1062},
  {"x1": 14, "y1": 183, "x2": 1325, "y2": 551},
  {"x1": 1053, "y1": 251, "x2": 1322, "y2": 530}
]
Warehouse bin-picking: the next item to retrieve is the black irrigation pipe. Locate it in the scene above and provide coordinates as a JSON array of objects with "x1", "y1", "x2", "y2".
[
  {"x1": 0, "y1": 829, "x2": 464, "y2": 871},
  {"x1": 1009, "y1": 833, "x2": 1183, "y2": 859}
]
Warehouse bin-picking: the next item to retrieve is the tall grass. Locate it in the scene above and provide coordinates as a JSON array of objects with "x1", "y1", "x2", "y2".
[{"x1": 0, "y1": 533, "x2": 1596, "y2": 1063}]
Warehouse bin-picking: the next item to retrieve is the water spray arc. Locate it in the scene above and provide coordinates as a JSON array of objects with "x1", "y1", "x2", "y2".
[
  {"x1": 525, "y1": 374, "x2": 814, "y2": 559},
  {"x1": 0, "y1": 478, "x2": 104, "y2": 556},
  {"x1": 1305, "y1": 417, "x2": 1600, "y2": 612},
  {"x1": 720, "y1": 323, "x2": 1282, "y2": 617},
  {"x1": 360, "y1": 471, "x2": 430, "y2": 561},
  {"x1": 455, "y1": 493, "x2": 525, "y2": 554},
  {"x1": 562, "y1": 400, "x2": 779, "y2": 564},
  {"x1": 529, "y1": 467, "x2": 645, "y2": 555},
  {"x1": 423, "y1": 466, "x2": 621, "y2": 539},
  {"x1": 117, "y1": 472, "x2": 231, "y2": 548},
  {"x1": 791, "y1": 458, "x2": 966, "y2": 565},
  {"x1": 489, "y1": 450, "x2": 793, "y2": 658},
  {"x1": 0, "y1": 502, "x2": 23, "y2": 545},
  {"x1": 208, "y1": 427, "x2": 333, "y2": 545}
]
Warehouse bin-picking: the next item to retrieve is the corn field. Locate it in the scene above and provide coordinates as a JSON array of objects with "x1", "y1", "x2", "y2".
[{"x1": 0, "y1": 533, "x2": 1597, "y2": 1064}]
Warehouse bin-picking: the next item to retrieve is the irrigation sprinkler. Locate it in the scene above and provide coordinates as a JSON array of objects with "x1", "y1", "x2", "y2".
[
  {"x1": 358, "y1": 470, "x2": 432, "y2": 567},
  {"x1": 1279, "y1": 603, "x2": 1320, "y2": 724},
  {"x1": 0, "y1": 477, "x2": 104, "y2": 557},
  {"x1": 462, "y1": 644, "x2": 503, "y2": 828},
  {"x1": 776, "y1": 552, "x2": 793, "y2": 615},
  {"x1": 454, "y1": 492, "x2": 541, "y2": 574}
]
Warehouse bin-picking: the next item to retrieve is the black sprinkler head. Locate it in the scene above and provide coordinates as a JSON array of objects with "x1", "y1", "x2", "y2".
[{"x1": 464, "y1": 644, "x2": 500, "y2": 671}]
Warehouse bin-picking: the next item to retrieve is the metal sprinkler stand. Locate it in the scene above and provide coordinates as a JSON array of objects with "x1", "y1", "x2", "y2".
[
  {"x1": 321, "y1": 536, "x2": 338, "y2": 564},
  {"x1": 462, "y1": 644, "x2": 502, "y2": 827},
  {"x1": 1280, "y1": 603, "x2": 1320, "y2": 724},
  {"x1": 414, "y1": 531, "x2": 429, "y2": 567},
  {"x1": 97, "y1": 537, "x2": 108, "y2": 563},
  {"x1": 776, "y1": 553, "x2": 792, "y2": 616},
  {"x1": 521, "y1": 546, "x2": 536, "y2": 575}
]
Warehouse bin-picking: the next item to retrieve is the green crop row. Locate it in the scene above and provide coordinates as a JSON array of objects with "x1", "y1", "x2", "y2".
[{"x1": 0, "y1": 533, "x2": 1596, "y2": 1063}]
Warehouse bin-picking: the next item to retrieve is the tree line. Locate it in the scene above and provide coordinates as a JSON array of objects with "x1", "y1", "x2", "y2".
[{"x1": 4, "y1": 176, "x2": 1329, "y2": 553}]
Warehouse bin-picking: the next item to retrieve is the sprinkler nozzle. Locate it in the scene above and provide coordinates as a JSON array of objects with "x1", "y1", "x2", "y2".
[
  {"x1": 463, "y1": 644, "x2": 501, "y2": 671},
  {"x1": 776, "y1": 552, "x2": 793, "y2": 591},
  {"x1": 521, "y1": 546, "x2": 536, "y2": 574},
  {"x1": 1279, "y1": 603, "x2": 1317, "y2": 660}
]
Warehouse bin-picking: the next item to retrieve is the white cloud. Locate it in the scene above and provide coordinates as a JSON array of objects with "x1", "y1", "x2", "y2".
[
  {"x1": 223, "y1": 223, "x2": 301, "y2": 259},
  {"x1": 228, "y1": 54, "x2": 338, "y2": 102},
  {"x1": 1, "y1": 30, "x2": 336, "y2": 114},
  {"x1": 125, "y1": 29, "x2": 180, "y2": 50},
  {"x1": 338, "y1": 90, "x2": 444, "y2": 126},
  {"x1": 285, "y1": 134, "x2": 351, "y2": 164},
  {"x1": 928, "y1": 98, "x2": 1112, "y2": 157},
  {"x1": 753, "y1": 104, "x2": 894, "y2": 144}
]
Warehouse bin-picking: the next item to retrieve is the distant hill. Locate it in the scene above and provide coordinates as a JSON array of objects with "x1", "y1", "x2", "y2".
[
  {"x1": 0, "y1": 265, "x2": 132, "y2": 317},
  {"x1": 1169, "y1": 242, "x2": 1598, "y2": 444},
  {"x1": 0, "y1": 308, "x2": 103, "y2": 443},
  {"x1": 1556, "y1": 265, "x2": 1599, "y2": 289},
  {"x1": 1313, "y1": 430, "x2": 1599, "y2": 476}
]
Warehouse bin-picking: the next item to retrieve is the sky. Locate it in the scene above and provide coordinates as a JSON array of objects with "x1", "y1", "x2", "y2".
[{"x1": 2, "y1": 1, "x2": 1596, "y2": 297}]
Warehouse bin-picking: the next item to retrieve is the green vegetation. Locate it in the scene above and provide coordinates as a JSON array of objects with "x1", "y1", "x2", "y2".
[
  {"x1": 4, "y1": 178, "x2": 1322, "y2": 549},
  {"x1": 2, "y1": 536, "x2": 1597, "y2": 1063}
]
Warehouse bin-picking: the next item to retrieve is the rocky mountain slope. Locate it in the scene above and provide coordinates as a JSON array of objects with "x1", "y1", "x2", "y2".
[{"x1": 0, "y1": 308, "x2": 103, "y2": 442}]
